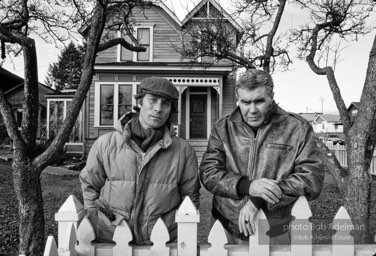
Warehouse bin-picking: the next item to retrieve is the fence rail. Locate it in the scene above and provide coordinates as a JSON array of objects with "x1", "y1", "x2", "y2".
[
  {"x1": 43, "y1": 195, "x2": 376, "y2": 256},
  {"x1": 325, "y1": 143, "x2": 376, "y2": 175}
]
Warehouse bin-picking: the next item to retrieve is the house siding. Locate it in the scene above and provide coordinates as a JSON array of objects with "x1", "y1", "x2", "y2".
[
  {"x1": 84, "y1": 2, "x2": 240, "y2": 153},
  {"x1": 222, "y1": 74, "x2": 236, "y2": 116},
  {"x1": 95, "y1": 6, "x2": 181, "y2": 64}
]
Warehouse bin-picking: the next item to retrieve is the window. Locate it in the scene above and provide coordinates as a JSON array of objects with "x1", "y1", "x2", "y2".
[
  {"x1": 47, "y1": 99, "x2": 83, "y2": 143},
  {"x1": 352, "y1": 109, "x2": 358, "y2": 116},
  {"x1": 118, "y1": 85, "x2": 133, "y2": 118},
  {"x1": 137, "y1": 28, "x2": 150, "y2": 61},
  {"x1": 95, "y1": 83, "x2": 137, "y2": 127},
  {"x1": 100, "y1": 85, "x2": 114, "y2": 126},
  {"x1": 133, "y1": 25, "x2": 154, "y2": 62}
]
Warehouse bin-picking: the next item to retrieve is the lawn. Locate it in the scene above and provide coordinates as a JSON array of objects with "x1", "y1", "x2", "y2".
[{"x1": 1, "y1": 161, "x2": 375, "y2": 255}]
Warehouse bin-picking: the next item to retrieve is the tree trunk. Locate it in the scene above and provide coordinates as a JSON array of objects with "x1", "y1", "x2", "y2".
[
  {"x1": 344, "y1": 144, "x2": 372, "y2": 243},
  {"x1": 13, "y1": 157, "x2": 45, "y2": 255},
  {"x1": 344, "y1": 35, "x2": 376, "y2": 244},
  {"x1": 315, "y1": 137, "x2": 347, "y2": 193},
  {"x1": 21, "y1": 40, "x2": 39, "y2": 152}
]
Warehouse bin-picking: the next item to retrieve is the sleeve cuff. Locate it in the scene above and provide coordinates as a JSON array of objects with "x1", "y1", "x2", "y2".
[
  {"x1": 236, "y1": 177, "x2": 251, "y2": 196},
  {"x1": 249, "y1": 195, "x2": 266, "y2": 209},
  {"x1": 236, "y1": 177, "x2": 266, "y2": 209}
]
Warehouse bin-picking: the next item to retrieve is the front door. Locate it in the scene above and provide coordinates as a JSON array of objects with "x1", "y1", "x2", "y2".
[{"x1": 190, "y1": 94, "x2": 207, "y2": 139}]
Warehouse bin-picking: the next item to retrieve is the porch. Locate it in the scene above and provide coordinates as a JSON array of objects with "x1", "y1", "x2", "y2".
[{"x1": 187, "y1": 139, "x2": 208, "y2": 165}]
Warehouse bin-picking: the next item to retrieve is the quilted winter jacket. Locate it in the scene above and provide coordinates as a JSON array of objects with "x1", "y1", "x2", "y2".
[
  {"x1": 80, "y1": 113, "x2": 200, "y2": 244},
  {"x1": 199, "y1": 104, "x2": 324, "y2": 239}
]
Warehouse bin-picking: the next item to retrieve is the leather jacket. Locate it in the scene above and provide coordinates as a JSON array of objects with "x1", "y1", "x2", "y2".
[{"x1": 199, "y1": 103, "x2": 324, "y2": 239}]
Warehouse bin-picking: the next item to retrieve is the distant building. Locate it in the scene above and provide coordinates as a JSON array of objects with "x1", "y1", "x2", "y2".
[
  {"x1": 299, "y1": 112, "x2": 343, "y2": 133},
  {"x1": 347, "y1": 102, "x2": 360, "y2": 124},
  {"x1": 0, "y1": 67, "x2": 57, "y2": 138}
]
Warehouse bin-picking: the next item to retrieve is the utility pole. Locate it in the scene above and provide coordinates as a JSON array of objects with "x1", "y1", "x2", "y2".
[{"x1": 319, "y1": 97, "x2": 325, "y2": 114}]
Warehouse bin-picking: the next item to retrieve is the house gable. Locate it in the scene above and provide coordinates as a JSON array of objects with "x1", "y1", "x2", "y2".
[
  {"x1": 182, "y1": 0, "x2": 242, "y2": 33},
  {"x1": 95, "y1": 4, "x2": 182, "y2": 64}
]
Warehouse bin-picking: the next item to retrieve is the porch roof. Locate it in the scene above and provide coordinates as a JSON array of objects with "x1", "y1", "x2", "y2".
[{"x1": 94, "y1": 62, "x2": 234, "y2": 74}]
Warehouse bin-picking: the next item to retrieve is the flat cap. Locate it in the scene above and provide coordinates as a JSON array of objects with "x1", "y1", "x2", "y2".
[{"x1": 138, "y1": 77, "x2": 179, "y2": 102}]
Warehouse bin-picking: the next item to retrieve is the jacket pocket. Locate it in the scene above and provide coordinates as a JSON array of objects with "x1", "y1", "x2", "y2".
[
  {"x1": 265, "y1": 143, "x2": 293, "y2": 151},
  {"x1": 88, "y1": 209, "x2": 117, "y2": 243}
]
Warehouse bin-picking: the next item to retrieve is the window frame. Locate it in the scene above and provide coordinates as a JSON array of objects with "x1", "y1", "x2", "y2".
[
  {"x1": 94, "y1": 82, "x2": 139, "y2": 127},
  {"x1": 133, "y1": 25, "x2": 154, "y2": 62}
]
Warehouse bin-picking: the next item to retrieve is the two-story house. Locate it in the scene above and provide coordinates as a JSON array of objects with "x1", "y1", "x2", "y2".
[{"x1": 67, "y1": 0, "x2": 242, "y2": 160}]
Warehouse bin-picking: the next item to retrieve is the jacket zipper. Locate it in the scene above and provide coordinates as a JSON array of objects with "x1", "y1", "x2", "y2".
[{"x1": 246, "y1": 125, "x2": 259, "y2": 179}]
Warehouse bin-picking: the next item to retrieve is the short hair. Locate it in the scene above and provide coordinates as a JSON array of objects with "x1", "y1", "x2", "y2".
[{"x1": 235, "y1": 69, "x2": 274, "y2": 97}]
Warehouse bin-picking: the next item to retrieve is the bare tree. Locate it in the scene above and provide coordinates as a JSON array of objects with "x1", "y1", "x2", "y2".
[
  {"x1": 0, "y1": 0, "x2": 148, "y2": 254},
  {"x1": 291, "y1": 0, "x2": 376, "y2": 243},
  {"x1": 179, "y1": 0, "x2": 292, "y2": 71},
  {"x1": 178, "y1": 0, "x2": 376, "y2": 243}
]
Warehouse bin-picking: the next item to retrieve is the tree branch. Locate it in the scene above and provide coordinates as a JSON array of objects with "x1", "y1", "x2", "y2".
[
  {"x1": 306, "y1": 24, "x2": 351, "y2": 135},
  {"x1": 97, "y1": 37, "x2": 146, "y2": 52},
  {"x1": 263, "y1": 0, "x2": 286, "y2": 73},
  {"x1": 0, "y1": 88, "x2": 26, "y2": 153}
]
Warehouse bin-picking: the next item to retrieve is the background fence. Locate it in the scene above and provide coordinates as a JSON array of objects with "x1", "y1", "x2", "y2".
[
  {"x1": 43, "y1": 195, "x2": 376, "y2": 256},
  {"x1": 325, "y1": 143, "x2": 376, "y2": 175}
]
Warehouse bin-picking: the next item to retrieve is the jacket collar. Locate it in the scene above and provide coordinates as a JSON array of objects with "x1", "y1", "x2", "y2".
[
  {"x1": 116, "y1": 111, "x2": 173, "y2": 149},
  {"x1": 229, "y1": 101, "x2": 279, "y2": 126}
]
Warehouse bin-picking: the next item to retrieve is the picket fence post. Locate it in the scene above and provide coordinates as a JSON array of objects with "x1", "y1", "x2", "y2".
[
  {"x1": 76, "y1": 217, "x2": 96, "y2": 255},
  {"x1": 175, "y1": 196, "x2": 200, "y2": 256},
  {"x1": 207, "y1": 220, "x2": 228, "y2": 256},
  {"x1": 54, "y1": 195, "x2": 86, "y2": 248},
  {"x1": 112, "y1": 219, "x2": 133, "y2": 256},
  {"x1": 332, "y1": 206, "x2": 354, "y2": 256},
  {"x1": 59, "y1": 223, "x2": 77, "y2": 256},
  {"x1": 43, "y1": 236, "x2": 58, "y2": 256},
  {"x1": 291, "y1": 196, "x2": 313, "y2": 256},
  {"x1": 249, "y1": 209, "x2": 270, "y2": 256},
  {"x1": 150, "y1": 218, "x2": 170, "y2": 256}
]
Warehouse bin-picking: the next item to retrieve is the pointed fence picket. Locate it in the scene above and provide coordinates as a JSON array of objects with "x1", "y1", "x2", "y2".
[{"x1": 43, "y1": 195, "x2": 376, "y2": 256}]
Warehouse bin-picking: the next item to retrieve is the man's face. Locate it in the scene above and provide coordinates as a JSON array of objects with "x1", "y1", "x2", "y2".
[
  {"x1": 138, "y1": 94, "x2": 171, "y2": 129},
  {"x1": 237, "y1": 86, "x2": 273, "y2": 129}
]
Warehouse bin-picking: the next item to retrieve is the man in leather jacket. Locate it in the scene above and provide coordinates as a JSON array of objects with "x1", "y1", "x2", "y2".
[
  {"x1": 199, "y1": 69, "x2": 324, "y2": 244},
  {"x1": 80, "y1": 77, "x2": 200, "y2": 245}
]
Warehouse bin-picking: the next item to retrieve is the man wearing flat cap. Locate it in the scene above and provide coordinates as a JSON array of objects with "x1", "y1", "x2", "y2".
[{"x1": 80, "y1": 77, "x2": 200, "y2": 245}]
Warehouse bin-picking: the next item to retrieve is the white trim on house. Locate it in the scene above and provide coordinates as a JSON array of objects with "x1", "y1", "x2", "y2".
[
  {"x1": 117, "y1": 31, "x2": 121, "y2": 62},
  {"x1": 94, "y1": 82, "x2": 139, "y2": 127},
  {"x1": 186, "y1": 90, "x2": 190, "y2": 139},
  {"x1": 94, "y1": 65, "x2": 233, "y2": 72},
  {"x1": 181, "y1": 0, "x2": 242, "y2": 32},
  {"x1": 207, "y1": 87, "x2": 211, "y2": 139},
  {"x1": 156, "y1": 2, "x2": 182, "y2": 27}
]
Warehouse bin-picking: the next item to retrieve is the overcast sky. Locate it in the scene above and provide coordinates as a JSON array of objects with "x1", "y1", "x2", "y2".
[{"x1": 2, "y1": 0, "x2": 375, "y2": 115}]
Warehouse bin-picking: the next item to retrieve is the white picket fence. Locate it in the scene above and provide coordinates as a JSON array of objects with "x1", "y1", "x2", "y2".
[
  {"x1": 326, "y1": 143, "x2": 376, "y2": 175},
  {"x1": 43, "y1": 195, "x2": 376, "y2": 256}
]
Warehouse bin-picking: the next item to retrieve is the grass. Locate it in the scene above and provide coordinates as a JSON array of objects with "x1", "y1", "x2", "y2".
[{"x1": 0, "y1": 161, "x2": 375, "y2": 255}]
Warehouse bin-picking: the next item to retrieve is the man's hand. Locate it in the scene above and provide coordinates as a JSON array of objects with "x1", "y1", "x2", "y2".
[
  {"x1": 249, "y1": 178, "x2": 282, "y2": 205},
  {"x1": 238, "y1": 200, "x2": 258, "y2": 237}
]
